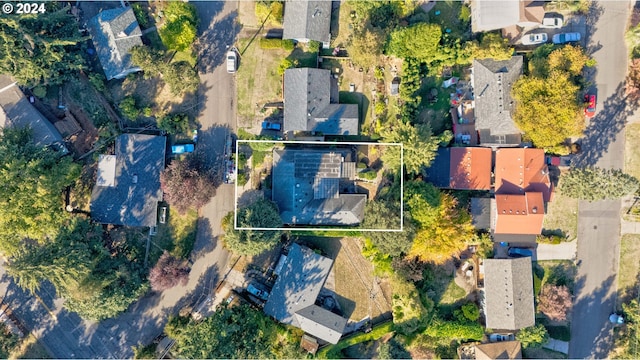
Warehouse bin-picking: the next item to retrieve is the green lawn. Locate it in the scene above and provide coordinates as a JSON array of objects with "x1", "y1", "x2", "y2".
[
  {"x1": 428, "y1": 0, "x2": 471, "y2": 39},
  {"x1": 236, "y1": 38, "x2": 289, "y2": 126},
  {"x1": 618, "y1": 234, "x2": 640, "y2": 298},
  {"x1": 543, "y1": 192, "x2": 579, "y2": 241},
  {"x1": 318, "y1": 321, "x2": 394, "y2": 359},
  {"x1": 152, "y1": 208, "x2": 198, "y2": 261},
  {"x1": 440, "y1": 281, "x2": 466, "y2": 304}
]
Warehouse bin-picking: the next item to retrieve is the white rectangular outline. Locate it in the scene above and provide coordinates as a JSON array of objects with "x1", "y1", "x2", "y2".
[{"x1": 234, "y1": 140, "x2": 403, "y2": 232}]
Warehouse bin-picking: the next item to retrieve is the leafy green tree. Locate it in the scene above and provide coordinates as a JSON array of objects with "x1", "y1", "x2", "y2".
[
  {"x1": 133, "y1": 343, "x2": 157, "y2": 360},
  {"x1": 158, "y1": 1, "x2": 198, "y2": 51},
  {"x1": 222, "y1": 199, "x2": 283, "y2": 256},
  {"x1": 347, "y1": 25, "x2": 385, "y2": 69},
  {"x1": 517, "y1": 324, "x2": 549, "y2": 349},
  {"x1": 164, "y1": 61, "x2": 199, "y2": 95},
  {"x1": 391, "y1": 274, "x2": 432, "y2": 335},
  {"x1": 277, "y1": 58, "x2": 297, "y2": 76},
  {"x1": 381, "y1": 121, "x2": 450, "y2": 175},
  {"x1": 0, "y1": 323, "x2": 19, "y2": 359},
  {"x1": 512, "y1": 71, "x2": 583, "y2": 149},
  {"x1": 362, "y1": 200, "x2": 415, "y2": 257},
  {"x1": 616, "y1": 298, "x2": 640, "y2": 358},
  {"x1": 0, "y1": 128, "x2": 81, "y2": 256},
  {"x1": 386, "y1": 23, "x2": 442, "y2": 62},
  {"x1": 560, "y1": 167, "x2": 640, "y2": 201},
  {"x1": 405, "y1": 182, "x2": 474, "y2": 264},
  {"x1": 130, "y1": 45, "x2": 164, "y2": 77},
  {"x1": 131, "y1": 45, "x2": 199, "y2": 95},
  {"x1": 0, "y1": 9, "x2": 86, "y2": 86},
  {"x1": 166, "y1": 304, "x2": 300, "y2": 359},
  {"x1": 158, "y1": 113, "x2": 190, "y2": 135},
  {"x1": 255, "y1": 1, "x2": 284, "y2": 27},
  {"x1": 7, "y1": 218, "x2": 149, "y2": 320},
  {"x1": 377, "y1": 337, "x2": 411, "y2": 359},
  {"x1": 471, "y1": 32, "x2": 513, "y2": 60}
]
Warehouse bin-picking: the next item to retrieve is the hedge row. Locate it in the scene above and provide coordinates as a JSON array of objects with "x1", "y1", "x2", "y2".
[{"x1": 259, "y1": 38, "x2": 295, "y2": 51}]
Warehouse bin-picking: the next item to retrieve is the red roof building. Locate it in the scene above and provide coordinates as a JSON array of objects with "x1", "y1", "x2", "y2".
[
  {"x1": 449, "y1": 147, "x2": 493, "y2": 190},
  {"x1": 494, "y1": 193, "x2": 545, "y2": 235},
  {"x1": 494, "y1": 148, "x2": 552, "y2": 202}
]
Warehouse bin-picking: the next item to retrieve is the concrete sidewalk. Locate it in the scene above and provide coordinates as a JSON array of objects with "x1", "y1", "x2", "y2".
[
  {"x1": 543, "y1": 338, "x2": 569, "y2": 354},
  {"x1": 621, "y1": 220, "x2": 640, "y2": 234}
]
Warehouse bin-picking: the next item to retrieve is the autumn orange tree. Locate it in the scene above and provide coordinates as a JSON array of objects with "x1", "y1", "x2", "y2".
[{"x1": 404, "y1": 182, "x2": 474, "y2": 264}]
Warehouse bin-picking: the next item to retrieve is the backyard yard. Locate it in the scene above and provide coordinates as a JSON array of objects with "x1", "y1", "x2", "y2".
[{"x1": 297, "y1": 236, "x2": 392, "y2": 322}]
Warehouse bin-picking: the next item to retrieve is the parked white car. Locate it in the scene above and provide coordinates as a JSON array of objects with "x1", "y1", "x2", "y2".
[
  {"x1": 541, "y1": 14, "x2": 564, "y2": 28},
  {"x1": 522, "y1": 33, "x2": 548, "y2": 45},
  {"x1": 226, "y1": 49, "x2": 237, "y2": 73},
  {"x1": 552, "y1": 32, "x2": 581, "y2": 44}
]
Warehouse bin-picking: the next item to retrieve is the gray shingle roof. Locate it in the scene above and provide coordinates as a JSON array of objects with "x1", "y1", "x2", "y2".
[
  {"x1": 425, "y1": 147, "x2": 451, "y2": 187},
  {"x1": 90, "y1": 134, "x2": 166, "y2": 227},
  {"x1": 484, "y1": 257, "x2": 535, "y2": 330},
  {"x1": 88, "y1": 7, "x2": 143, "y2": 80},
  {"x1": 295, "y1": 305, "x2": 347, "y2": 344},
  {"x1": 272, "y1": 148, "x2": 366, "y2": 226},
  {"x1": 0, "y1": 75, "x2": 63, "y2": 146},
  {"x1": 283, "y1": 0, "x2": 331, "y2": 43},
  {"x1": 284, "y1": 68, "x2": 359, "y2": 135},
  {"x1": 471, "y1": 197, "x2": 492, "y2": 230},
  {"x1": 473, "y1": 56, "x2": 523, "y2": 146},
  {"x1": 265, "y1": 244, "x2": 333, "y2": 324}
]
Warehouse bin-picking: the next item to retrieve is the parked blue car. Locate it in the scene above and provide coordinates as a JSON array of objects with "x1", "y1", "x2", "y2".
[
  {"x1": 508, "y1": 247, "x2": 533, "y2": 258},
  {"x1": 262, "y1": 121, "x2": 281, "y2": 131},
  {"x1": 171, "y1": 143, "x2": 195, "y2": 154}
]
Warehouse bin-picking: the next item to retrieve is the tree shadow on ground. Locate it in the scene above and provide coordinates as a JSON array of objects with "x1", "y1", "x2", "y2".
[
  {"x1": 572, "y1": 83, "x2": 636, "y2": 168},
  {"x1": 197, "y1": 11, "x2": 242, "y2": 74}
]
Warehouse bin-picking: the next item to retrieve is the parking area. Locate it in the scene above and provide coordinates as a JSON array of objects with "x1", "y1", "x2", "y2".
[{"x1": 512, "y1": 13, "x2": 587, "y2": 47}]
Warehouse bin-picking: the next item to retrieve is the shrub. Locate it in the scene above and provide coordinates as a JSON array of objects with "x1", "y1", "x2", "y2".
[
  {"x1": 88, "y1": 73, "x2": 107, "y2": 92},
  {"x1": 375, "y1": 102, "x2": 386, "y2": 116},
  {"x1": 131, "y1": 3, "x2": 150, "y2": 29},
  {"x1": 119, "y1": 96, "x2": 140, "y2": 120},
  {"x1": 32, "y1": 85, "x2": 47, "y2": 98},
  {"x1": 277, "y1": 58, "x2": 297, "y2": 75},
  {"x1": 282, "y1": 39, "x2": 295, "y2": 51},
  {"x1": 308, "y1": 40, "x2": 321, "y2": 52},
  {"x1": 359, "y1": 169, "x2": 378, "y2": 180}
]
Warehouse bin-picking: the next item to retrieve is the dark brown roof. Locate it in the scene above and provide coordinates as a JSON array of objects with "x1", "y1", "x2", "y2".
[{"x1": 475, "y1": 341, "x2": 522, "y2": 360}]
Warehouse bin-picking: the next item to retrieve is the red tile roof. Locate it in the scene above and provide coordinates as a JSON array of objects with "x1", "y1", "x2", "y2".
[
  {"x1": 449, "y1": 147, "x2": 493, "y2": 190},
  {"x1": 494, "y1": 148, "x2": 552, "y2": 202},
  {"x1": 495, "y1": 193, "x2": 544, "y2": 235}
]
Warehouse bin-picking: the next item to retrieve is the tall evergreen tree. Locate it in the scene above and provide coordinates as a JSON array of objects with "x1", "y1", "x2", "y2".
[{"x1": 560, "y1": 167, "x2": 640, "y2": 201}]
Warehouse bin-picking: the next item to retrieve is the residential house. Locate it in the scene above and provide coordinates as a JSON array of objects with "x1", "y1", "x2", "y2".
[
  {"x1": 494, "y1": 148, "x2": 552, "y2": 202},
  {"x1": 471, "y1": 0, "x2": 545, "y2": 33},
  {"x1": 483, "y1": 257, "x2": 535, "y2": 330},
  {"x1": 283, "y1": 0, "x2": 331, "y2": 47},
  {"x1": 427, "y1": 147, "x2": 492, "y2": 191},
  {"x1": 90, "y1": 134, "x2": 166, "y2": 227},
  {"x1": 472, "y1": 56, "x2": 523, "y2": 147},
  {"x1": 284, "y1": 68, "x2": 359, "y2": 136},
  {"x1": 493, "y1": 192, "x2": 544, "y2": 236},
  {"x1": 264, "y1": 243, "x2": 347, "y2": 344},
  {"x1": 88, "y1": 6, "x2": 143, "y2": 80},
  {"x1": 0, "y1": 75, "x2": 65, "y2": 147},
  {"x1": 271, "y1": 148, "x2": 366, "y2": 226},
  {"x1": 475, "y1": 341, "x2": 522, "y2": 359}
]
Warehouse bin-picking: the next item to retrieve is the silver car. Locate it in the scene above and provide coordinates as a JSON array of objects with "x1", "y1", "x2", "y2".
[
  {"x1": 522, "y1": 33, "x2": 548, "y2": 45},
  {"x1": 226, "y1": 49, "x2": 237, "y2": 73},
  {"x1": 552, "y1": 32, "x2": 581, "y2": 44}
]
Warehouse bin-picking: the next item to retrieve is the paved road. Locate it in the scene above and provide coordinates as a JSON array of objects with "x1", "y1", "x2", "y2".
[
  {"x1": 569, "y1": 1, "x2": 634, "y2": 358},
  {"x1": 0, "y1": 2, "x2": 239, "y2": 358}
]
